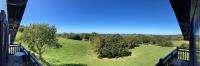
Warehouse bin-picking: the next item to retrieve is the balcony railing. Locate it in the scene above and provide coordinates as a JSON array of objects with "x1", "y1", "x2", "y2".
[
  {"x1": 9, "y1": 44, "x2": 42, "y2": 66},
  {"x1": 156, "y1": 47, "x2": 190, "y2": 66}
]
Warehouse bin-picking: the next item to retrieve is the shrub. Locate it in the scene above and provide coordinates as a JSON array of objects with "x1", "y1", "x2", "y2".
[
  {"x1": 92, "y1": 34, "x2": 131, "y2": 58},
  {"x1": 157, "y1": 41, "x2": 173, "y2": 47},
  {"x1": 163, "y1": 41, "x2": 173, "y2": 47},
  {"x1": 180, "y1": 43, "x2": 189, "y2": 49},
  {"x1": 68, "y1": 33, "x2": 82, "y2": 40},
  {"x1": 123, "y1": 36, "x2": 138, "y2": 49},
  {"x1": 80, "y1": 33, "x2": 90, "y2": 41},
  {"x1": 18, "y1": 25, "x2": 25, "y2": 32}
]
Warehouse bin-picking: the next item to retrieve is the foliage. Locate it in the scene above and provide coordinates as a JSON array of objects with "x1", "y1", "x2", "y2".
[
  {"x1": 20, "y1": 24, "x2": 61, "y2": 59},
  {"x1": 180, "y1": 43, "x2": 189, "y2": 49},
  {"x1": 68, "y1": 33, "x2": 82, "y2": 40},
  {"x1": 18, "y1": 25, "x2": 26, "y2": 32},
  {"x1": 92, "y1": 34, "x2": 131, "y2": 58},
  {"x1": 155, "y1": 36, "x2": 173, "y2": 47},
  {"x1": 80, "y1": 33, "x2": 91, "y2": 41},
  {"x1": 57, "y1": 32, "x2": 91, "y2": 41},
  {"x1": 157, "y1": 41, "x2": 173, "y2": 47},
  {"x1": 57, "y1": 32, "x2": 182, "y2": 47}
]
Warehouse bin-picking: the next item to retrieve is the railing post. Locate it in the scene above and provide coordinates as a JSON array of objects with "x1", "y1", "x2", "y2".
[
  {"x1": 157, "y1": 58, "x2": 163, "y2": 66},
  {"x1": 19, "y1": 43, "x2": 22, "y2": 52},
  {"x1": 39, "y1": 63, "x2": 42, "y2": 66},
  {"x1": 28, "y1": 51, "x2": 31, "y2": 57},
  {"x1": 175, "y1": 47, "x2": 179, "y2": 58},
  {"x1": 19, "y1": 43, "x2": 21, "y2": 46}
]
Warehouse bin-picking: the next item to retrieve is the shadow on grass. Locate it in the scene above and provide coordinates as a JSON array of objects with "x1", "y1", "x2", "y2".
[{"x1": 52, "y1": 64, "x2": 87, "y2": 66}]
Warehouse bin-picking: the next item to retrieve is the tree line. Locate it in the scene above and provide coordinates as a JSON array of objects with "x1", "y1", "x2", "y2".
[
  {"x1": 90, "y1": 33, "x2": 180, "y2": 58},
  {"x1": 18, "y1": 25, "x2": 185, "y2": 59}
]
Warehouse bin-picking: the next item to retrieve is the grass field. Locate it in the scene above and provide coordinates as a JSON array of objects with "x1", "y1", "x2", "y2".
[
  {"x1": 39, "y1": 38, "x2": 174, "y2": 66},
  {"x1": 15, "y1": 32, "x2": 181, "y2": 66}
]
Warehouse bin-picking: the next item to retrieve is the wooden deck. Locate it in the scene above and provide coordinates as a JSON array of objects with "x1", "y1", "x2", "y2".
[
  {"x1": 156, "y1": 47, "x2": 190, "y2": 66},
  {"x1": 8, "y1": 55, "x2": 33, "y2": 66},
  {"x1": 169, "y1": 58, "x2": 188, "y2": 66},
  {"x1": 8, "y1": 44, "x2": 42, "y2": 66}
]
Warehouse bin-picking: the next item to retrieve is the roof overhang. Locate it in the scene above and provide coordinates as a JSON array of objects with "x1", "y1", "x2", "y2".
[
  {"x1": 170, "y1": 0, "x2": 191, "y2": 40},
  {"x1": 7, "y1": 0, "x2": 28, "y2": 44}
]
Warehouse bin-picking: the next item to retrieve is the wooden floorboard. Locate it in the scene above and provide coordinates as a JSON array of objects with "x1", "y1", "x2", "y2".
[{"x1": 8, "y1": 55, "x2": 32, "y2": 66}]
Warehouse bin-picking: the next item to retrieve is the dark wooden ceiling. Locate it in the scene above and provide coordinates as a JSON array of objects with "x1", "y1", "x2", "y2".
[
  {"x1": 7, "y1": 0, "x2": 28, "y2": 44},
  {"x1": 170, "y1": 0, "x2": 191, "y2": 40}
]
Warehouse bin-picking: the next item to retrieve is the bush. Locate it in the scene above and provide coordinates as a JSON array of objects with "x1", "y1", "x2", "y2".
[
  {"x1": 123, "y1": 36, "x2": 138, "y2": 49},
  {"x1": 93, "y1": 34, "x2": 132, "y2": 58},
  {"x1": 80, "y1": 33, "x2": 91, "y2": 41},
  {"x1": 157, "y1": 41, "x2": 173, "y2": 47},
  {"x1": 18, "y1": 25, "x2": 25, "y2": 32},
  {"x1": 163, "y1": 41, "x2": 173, "y2": 47},
  {"x1": 67, "y1": 33, "x2": 82, "y2": 40},
  {"x1": 180, "y1": 43, "x2": 189, "y2": 49}
]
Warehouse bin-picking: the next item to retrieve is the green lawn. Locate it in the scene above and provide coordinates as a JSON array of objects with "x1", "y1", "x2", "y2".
[
  {"x1": 15, "y1": 32, "x2": 176, "y2": 66},
  {"x1": 41, "y1": 38, "x2": 174, "y2": 66}
]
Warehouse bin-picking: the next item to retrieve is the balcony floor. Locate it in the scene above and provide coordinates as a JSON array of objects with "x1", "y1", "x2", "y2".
[
  {"x1": 169, "y1": 58, "x2": 189, "y2": 66},
  {"x1": 8, "y1": 55, "x2": 32, "y2": 66}
]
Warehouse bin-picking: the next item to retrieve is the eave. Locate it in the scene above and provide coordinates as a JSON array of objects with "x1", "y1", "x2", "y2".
[
  {"x1": 7, "y1": 0, "x2": 28, "y2": 44},
  {"x1": 170, "y1": 0, "x2": 191, "y2": 40}
]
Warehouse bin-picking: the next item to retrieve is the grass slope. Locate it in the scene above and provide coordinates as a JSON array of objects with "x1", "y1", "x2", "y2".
[
  {"x1": 42, "y1": 38, "x2": 174, "y2": 66},
  {"x1": 16, "y1": 32, "x2": 176, "y2": 66}
]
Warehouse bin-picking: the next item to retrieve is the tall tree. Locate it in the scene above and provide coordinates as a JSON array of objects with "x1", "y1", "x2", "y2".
[{"x1": 21, "y1": 24, "x2": 60, "y2": 59}]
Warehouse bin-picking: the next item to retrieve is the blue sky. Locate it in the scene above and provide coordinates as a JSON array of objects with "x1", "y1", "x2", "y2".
[{"x1": 21, "y1": 0, "x2": 181, "y2": 35}]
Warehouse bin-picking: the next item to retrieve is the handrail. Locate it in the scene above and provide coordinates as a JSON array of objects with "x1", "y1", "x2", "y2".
[
  {"x1": 177, "y1": 49, "x2": 189, "y2": 61},
  {"x1": 156, "y1": 46, "x2": 200, "y2": 66},
  {"x1": 9, "y1": 45, "x2": 21, "y2": 55},
  {"x1": 9, "y1": 44, "x2": 42, "y2": 66},
  {"x1": 156, "y1": 47, "x2": 191, "y2": 66},
  {"x1": 20, "y1": 44, "x2": 42, "y2": 66},
  {"x1": 156, "y1": 47, "x2": 178, "y2": 66}
]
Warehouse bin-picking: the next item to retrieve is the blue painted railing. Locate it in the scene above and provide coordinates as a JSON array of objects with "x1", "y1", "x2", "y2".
[
  {"x1": 9, "y1": 44, "x2": 42, "y2": 66},
  {"x1": 156, "y1": 47, "x2": 190, "y2": 66}
]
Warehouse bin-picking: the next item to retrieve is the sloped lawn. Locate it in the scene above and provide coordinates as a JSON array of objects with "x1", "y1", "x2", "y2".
[{"x1": 42, "y1": 38, "x2": 174, "y2": 66}]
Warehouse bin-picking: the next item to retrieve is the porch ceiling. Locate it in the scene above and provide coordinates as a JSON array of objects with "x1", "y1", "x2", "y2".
[
  {"x1": 7, "y1": 0, "x2": 28, "y2": 44},
  {"x1": 170, "y1": 0, "x2": 191, "y2": 40}
]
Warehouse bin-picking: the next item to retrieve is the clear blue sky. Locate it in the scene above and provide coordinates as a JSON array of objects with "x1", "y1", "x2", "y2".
[{"x1": 21, "y1": 0, "x2": 181, "y2": 35}]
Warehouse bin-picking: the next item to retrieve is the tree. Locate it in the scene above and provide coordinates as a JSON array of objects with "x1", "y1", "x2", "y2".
[
  {"x1": 21, "y1": 24, "x2": 60, "y2": 59},
  {"x1": 18, "y1": 25, "x2": 25, "y2": 32},
  {"x1": 92, "y1": 34, "x2": 131, "y2": 58},
  {"x1": 80, "y1": 33, "x2": 90, "y2": 41},
  {"x1": 63, "y1": 32, "x2": 69, "y2": 38}
]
